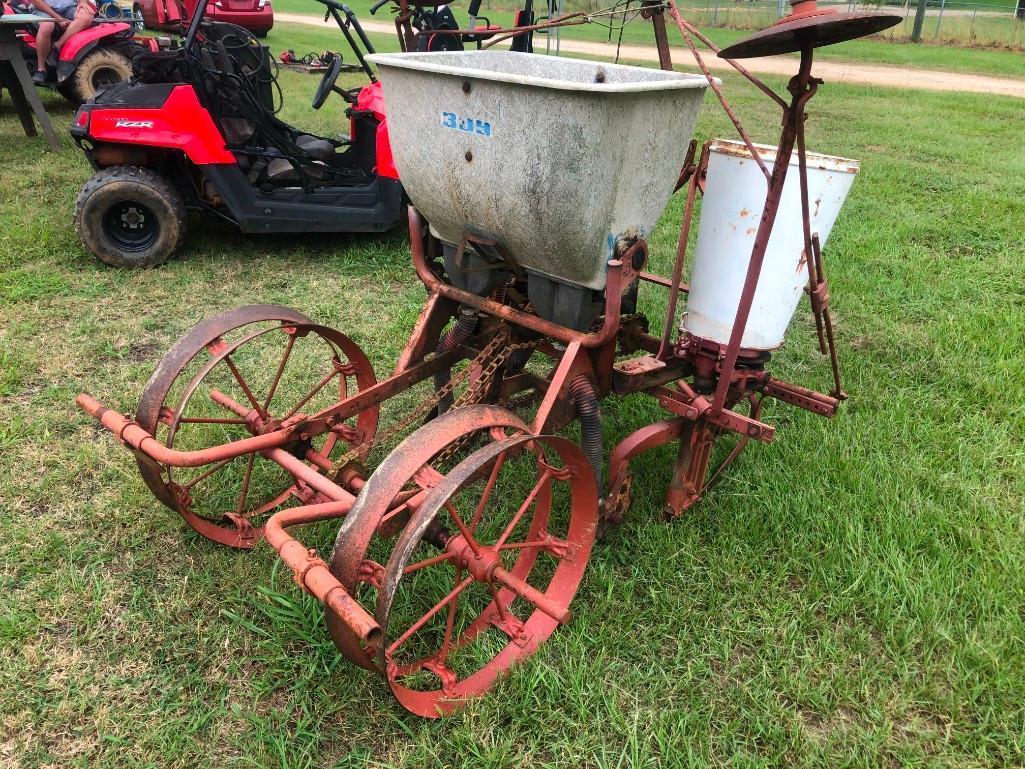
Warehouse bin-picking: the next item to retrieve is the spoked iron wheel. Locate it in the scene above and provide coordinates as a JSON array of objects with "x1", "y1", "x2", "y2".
[
  {"x1": 328, "y1": 405, "x2": 535, "y2": 671},
  {"x1": 360, "y1": 423, "x2": 597, "y2": 716},
  {"x1": 135, "y1": 304, "x2": 378, "y2": 548}
]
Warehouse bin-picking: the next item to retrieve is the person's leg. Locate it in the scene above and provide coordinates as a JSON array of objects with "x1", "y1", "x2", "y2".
[
  {"x1": 54, "y1": 0, "x2": 95, "y2": 49},
  {"x1": 33, "y1": 19, "x2": 54, "y2": 73}
]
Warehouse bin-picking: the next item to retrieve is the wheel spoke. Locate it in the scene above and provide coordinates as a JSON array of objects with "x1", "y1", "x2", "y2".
[
  {"x1": 486, "y1": 578, "x2": 509, "y2": 623},
  {"x1": 138, "y1": 311, "x2": 381, "y2": 551},
  {"x1": 282, "y1": 367, "x2": 338, "y2": 420},
  {"x1": 177, "y1": 416, "x2": 247, "y2": 425},
  {"x1": 438, "y1": 567, "x2": 463, "y2": 663},
  {"x1": 235, "y1": 452, "x2": 256, "y2": 513},
  {"x1": 498, "y1": 537, "x2": 557, "y2": 552},
  {"x1": 498, "y1": 532, "x2": 571, "y2": 561},
  {"x1": 388, "y1": 575, "x2": 473, "y2": 655},
  {"x1": 469, "y1": 450, "x2": 506, "y2": 533},
  {"x1": 373, "y1": 432, "x2": 597, "y2": 715},
  {"x1": 263, "y1": 332, "x2": 296, "y2": 413},
  {"x1": 403, "y1": 550, "x2": 455, "y2": 575},
  {"x1": 221, "y1": 354, "x2": 266, "y2": 417},
  {"x1": 444, "y1": 501, "x2": 480, "y2": 557},
  {"x1": 494, "y1": 470, "x2": 552, "y2": 549},
  {"x1": 182, "y1": 457, "x2": 234, "y2": 491}
]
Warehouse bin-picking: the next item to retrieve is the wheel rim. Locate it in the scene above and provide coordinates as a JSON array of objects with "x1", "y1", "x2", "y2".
[
  {"x1": 90, "y1": 65, "x2": 124, "y2": 92},
  {"x1": 102, "y1": 199, "x2": 159, "y2": 252},
  {"x1": 377, "y1": 433, "x2": 597, "y2": 717},
  {"x1": 135, "y1": 305, "x2": 378, "y2": 547},
  {"x1": 328, "y1": 405, "x2": 532, "y2": 671}
]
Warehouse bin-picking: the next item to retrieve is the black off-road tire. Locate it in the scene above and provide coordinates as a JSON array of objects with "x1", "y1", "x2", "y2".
[
  {"x1": 64, "y1": 48, "x2": 133, "y2": 105},
  {"x1": 75, "y1": 166, "x2": 187, "y2": 268}
]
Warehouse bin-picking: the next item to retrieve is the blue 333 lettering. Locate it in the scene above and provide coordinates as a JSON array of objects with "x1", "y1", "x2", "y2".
[{"x1": 441, "y1": 111, "x2": 493, "y2": 137}]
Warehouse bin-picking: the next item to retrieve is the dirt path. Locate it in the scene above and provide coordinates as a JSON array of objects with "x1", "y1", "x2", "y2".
[{"x1": 277, "y1": 11, "x2": 1025, "y2": 99}]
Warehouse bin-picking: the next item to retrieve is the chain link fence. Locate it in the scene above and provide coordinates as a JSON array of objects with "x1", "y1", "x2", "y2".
[{"x1": 672, "y1": 0, "x2": 1025, "y2": 48}]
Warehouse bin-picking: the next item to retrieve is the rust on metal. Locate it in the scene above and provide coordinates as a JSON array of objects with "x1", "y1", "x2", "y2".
[
  {"x1": 75, "y1": 0, "x2": 875, "y2": 717},
  {"x1": 718, "y1": 0, "x2": 901, "y2": 59}
]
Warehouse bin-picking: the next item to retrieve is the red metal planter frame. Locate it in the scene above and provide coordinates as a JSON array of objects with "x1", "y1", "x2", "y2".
[{"x1": 75, "y1": 0, "x2": 892, "y2": 716}]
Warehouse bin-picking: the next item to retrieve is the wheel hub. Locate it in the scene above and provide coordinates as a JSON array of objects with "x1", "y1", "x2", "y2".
[
  {"x1": 102, "y1": 200, "x2": 159, "y2": 252},
  {"x1": 120, "y1": 206, "x2": 145, "y2": 229},
  {"x1": 93, "y1": 67, "x2": 122, "y2": 89},
  {"x1": 445, "y1": 534, "x2": 500, "y2": 583}
]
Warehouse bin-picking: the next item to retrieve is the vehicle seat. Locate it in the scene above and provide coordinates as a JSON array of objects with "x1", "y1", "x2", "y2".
[
  {"x1": 265, "y1": 135, "x2": 338, "y2": 184},
  {"x1": 295, "y1": 134, "x2": 336, "y2": 161}
]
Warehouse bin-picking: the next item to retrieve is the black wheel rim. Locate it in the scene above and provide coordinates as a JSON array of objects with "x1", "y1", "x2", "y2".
[
  {"x1": 91, "y1": 66, "x2": 123, "y2": 92},
  {"x1": 102, "y1": 200, "x2": 160, "y2": 252}
]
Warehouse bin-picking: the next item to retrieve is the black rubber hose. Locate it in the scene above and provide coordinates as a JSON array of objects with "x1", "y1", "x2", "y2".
[
  {"x1": 505, "y1": 347, "x2": 533, "y2": 376},
  {"x1": 569, "y1": 374, "x2": 602, "y2": 488},
  {"x1": 434, "y1": 308, "x2": 479, "y2": 415}
]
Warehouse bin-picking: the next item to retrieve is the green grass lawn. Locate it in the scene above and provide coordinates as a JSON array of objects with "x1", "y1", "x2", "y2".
[
  {"x1": 2, "y1": 36, "x2": 1025, "y2": 769},
  {"x1": 272, "y1": 0, "x2": 1025, "y2": 77}
]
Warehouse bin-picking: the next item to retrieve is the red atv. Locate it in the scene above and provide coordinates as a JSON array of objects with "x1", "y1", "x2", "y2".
[
  {"x1": 70, "y1": 0, "x2": 402, "y2": 267},
  {"x1": 2, "y1": 1, "x2": 158, "y2": 104}
]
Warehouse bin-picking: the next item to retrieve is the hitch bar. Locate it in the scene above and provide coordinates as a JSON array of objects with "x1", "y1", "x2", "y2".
[
  {"x1": 76, "y1": 392, "x2": 383, "y2": 659},
  {"x1": 76, "y1": 393, "x2": 296, "y2": 468}
]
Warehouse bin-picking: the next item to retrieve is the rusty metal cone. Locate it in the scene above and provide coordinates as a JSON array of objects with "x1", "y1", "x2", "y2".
[{"x1": 718, "y1": 0, "x2": 902, "y2": 59}]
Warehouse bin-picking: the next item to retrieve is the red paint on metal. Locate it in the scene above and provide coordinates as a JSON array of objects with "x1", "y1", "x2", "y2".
[
  {"x1": 85, "y1": 86, "x2": 235, "y2": 165},
  {"x1": 58, "y1": 22, "x2": 132, "y2": 62},
  {"x1": 74, "y1": 1, "x2": 869, "y2": 718},
  {"x1": 77, "y1": 393, "x2": 294, "y2": 467},
  {"x1": 355, "y1": 82, "x2": 399, "y2": 180},
  {"x1": 264, "y1": 503, "x2": 381, "y2": 655}
]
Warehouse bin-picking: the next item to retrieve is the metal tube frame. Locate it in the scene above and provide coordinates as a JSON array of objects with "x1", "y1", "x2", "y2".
[
  {"x1": 77, "y1": 0, "x2": 856, "y2": 688},
  {"x1": 604, "y1": 0, "x2": 848, "y2": 516}
]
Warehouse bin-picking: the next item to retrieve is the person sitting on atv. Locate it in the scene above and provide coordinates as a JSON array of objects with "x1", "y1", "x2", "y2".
[{"x1": 18, "y1": 0, "x2": 97, "y2": 85}]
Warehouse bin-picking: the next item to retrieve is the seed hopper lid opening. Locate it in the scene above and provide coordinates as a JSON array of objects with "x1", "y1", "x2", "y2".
[
  {"x1": 718, "y1": 0, "x2": 901, "y2": 59},
  {"x1": 709, "y1": 139, "x2": 860, "y2": 174}
]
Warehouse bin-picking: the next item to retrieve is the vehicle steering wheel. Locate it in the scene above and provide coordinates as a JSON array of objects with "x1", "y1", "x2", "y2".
[{"x1": 312, "y1": 55, "x2": 353, "y2": 110}]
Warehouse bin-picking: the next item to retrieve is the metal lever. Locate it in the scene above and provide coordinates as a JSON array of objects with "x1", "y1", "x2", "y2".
[{"x1": 807, "y1": 233, "x2": 846, "y2": 400}]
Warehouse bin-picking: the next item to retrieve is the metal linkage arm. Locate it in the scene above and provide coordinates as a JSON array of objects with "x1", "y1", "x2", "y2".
[{"x1": 655, "y1": 384, "x2": 776, "y2": 442}]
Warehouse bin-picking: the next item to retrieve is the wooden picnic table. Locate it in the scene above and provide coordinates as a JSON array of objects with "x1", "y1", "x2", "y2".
[{"x1": 0, "y1": 14, "x2": 61, "y2": 151}]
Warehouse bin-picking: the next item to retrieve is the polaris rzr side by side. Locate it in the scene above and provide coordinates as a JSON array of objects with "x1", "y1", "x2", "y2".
[{"x1": 70, "y1": 0, "x2": 403, "y2": 267}]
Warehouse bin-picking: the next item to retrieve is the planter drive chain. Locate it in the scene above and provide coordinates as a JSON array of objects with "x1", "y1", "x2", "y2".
[{"x1": 328, "y1": 328, "x2": 541, "y2": 478}]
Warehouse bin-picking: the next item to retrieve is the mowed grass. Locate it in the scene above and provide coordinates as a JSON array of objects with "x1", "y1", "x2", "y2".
[{"x1": 2, "y1": 35, "x2": 1025, "y2": 769}]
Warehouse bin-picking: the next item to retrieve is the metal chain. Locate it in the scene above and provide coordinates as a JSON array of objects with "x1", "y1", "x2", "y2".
[
  {"x1": 328, "y1": 330, "x2": 538, "y2": 477},
  {"x1": 327, "y1": 309, "x2": 646, "y2": 477},
  {"x1": 431, "y1": 336, "x2": 541, "y2": 467}
]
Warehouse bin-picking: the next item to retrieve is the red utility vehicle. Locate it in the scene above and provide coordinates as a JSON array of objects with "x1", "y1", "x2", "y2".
[
  {"x1": 2, "y1": 1, "x2": 158, "y2": 103},
  {"x1": 136, "y1": 0, "x2": 271, "y2": 36},
  {"x1": 71, "y1": 0, "x2": 401, "y2": 267}
]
